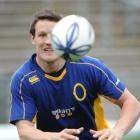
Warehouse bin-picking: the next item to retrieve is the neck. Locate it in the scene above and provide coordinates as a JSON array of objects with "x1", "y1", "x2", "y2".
[{"x1": 36, "y1": 57, "x2": 66, "y2": 73}]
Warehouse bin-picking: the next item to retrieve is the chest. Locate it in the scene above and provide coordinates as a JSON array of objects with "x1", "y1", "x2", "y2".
[{"x1": 31, "y1": 70, "x2": 97, "y2": 109}]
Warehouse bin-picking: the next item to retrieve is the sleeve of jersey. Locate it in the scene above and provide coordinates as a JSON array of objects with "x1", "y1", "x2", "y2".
[
  {"x1": 93, "y1": 59, "x2": 126, "y2": 100},
  {"x1": 10, "y1": 72, "x2": 37, "y2": 124}
]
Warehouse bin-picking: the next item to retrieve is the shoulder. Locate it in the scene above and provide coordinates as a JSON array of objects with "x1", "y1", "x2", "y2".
[
  {"x1": 70, "y1": 56, "x2": 106, "y2": 71},
  {"x1": 11, "y1": 56, "x2": 36, "y2": 86},
  {"x1": 70, "y1": 56, "x2": 117, "y2": 79},
  {"x1": 79, "y1": 56, "x2": 103, "y2": 66}
]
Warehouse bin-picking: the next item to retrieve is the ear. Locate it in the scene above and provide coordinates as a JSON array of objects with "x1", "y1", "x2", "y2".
[{"x1": 30, "y1": 34, "x2": 35, "y2": 45}]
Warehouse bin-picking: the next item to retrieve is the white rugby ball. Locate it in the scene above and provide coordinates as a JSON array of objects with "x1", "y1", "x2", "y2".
[{"x1": 51, "y1": 15, "x2": 95, "y2": 61}]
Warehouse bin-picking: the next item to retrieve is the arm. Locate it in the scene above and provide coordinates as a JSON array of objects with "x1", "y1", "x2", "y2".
[
  {"x1": 113, "y1": 88, "x2": 140, "y2": 136},
  {"x1": 16, "y1": 120, "x2": 84, "y2": 140},
  {"x1": 90, "y1": 88, "x2": 140, "y2": 140}
]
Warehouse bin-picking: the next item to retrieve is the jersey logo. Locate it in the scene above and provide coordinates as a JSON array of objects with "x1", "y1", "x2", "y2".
[
  {"x1": 51, "y1": 107, "x2": 75, "y2": 120},
  {"x1": 115, "y1": 78, "x2": 120, "y2": 86},
  {"x1": 73, "y1": 83, "x2": 87, "y2": 102},
  {"x1": 29, "y1": 75, "x2": 40, "y2": 84}
]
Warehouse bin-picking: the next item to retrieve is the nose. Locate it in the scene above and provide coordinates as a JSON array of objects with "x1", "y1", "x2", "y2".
[{"x1": 45, "y1": 33, "x2": 52, "y2": 45}]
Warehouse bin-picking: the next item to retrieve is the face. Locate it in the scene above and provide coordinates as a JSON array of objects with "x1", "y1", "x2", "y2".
[{"x1": 31, "y1": 20, "x2": 60, "y2": 63}]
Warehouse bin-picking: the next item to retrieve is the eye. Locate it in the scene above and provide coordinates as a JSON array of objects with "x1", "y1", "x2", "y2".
[{"x1": 38, "y1": 33, "x2": 47, "y2": 37}]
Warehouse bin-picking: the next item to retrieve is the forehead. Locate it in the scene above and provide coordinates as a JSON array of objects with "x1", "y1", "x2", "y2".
[{"x1": 35, "y1": 20, "x2": 57, "y2": 33}]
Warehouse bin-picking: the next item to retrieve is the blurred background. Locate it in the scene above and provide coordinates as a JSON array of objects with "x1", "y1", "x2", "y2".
[{"x1": 0, "y1": 0, "x2": 140, "y2": 139}]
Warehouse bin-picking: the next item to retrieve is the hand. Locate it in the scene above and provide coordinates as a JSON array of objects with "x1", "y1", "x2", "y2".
[
  {"x1": 89, "y1": 128, "x2": 123, "y2": 140},
  {"x1": 46, "y1": 127, "x2": 84, "y2": 140}
]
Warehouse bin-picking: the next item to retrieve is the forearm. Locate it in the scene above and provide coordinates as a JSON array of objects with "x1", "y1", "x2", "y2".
[
  {"x1": 16, "y1": 120, "x2": 54, "y2": 140},
  {"x1": 19, "y1": 129, "x2": 47, "y2": 140},
  {"x1": 113, "y1": 93, "x2": 140, "y2": 136},
  {"x1": 16, "y1": 120, "x2": 83, "y2": 140}
]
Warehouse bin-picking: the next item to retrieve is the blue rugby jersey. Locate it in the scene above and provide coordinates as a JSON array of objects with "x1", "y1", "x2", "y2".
[{"x1": 10, "y1": 54, "x2": 125, "y2": 140}]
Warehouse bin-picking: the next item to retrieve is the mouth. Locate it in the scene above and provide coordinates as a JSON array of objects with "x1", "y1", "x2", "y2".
[{"x1": 43, "y1": 48, "x2": 54, "y2": 52}]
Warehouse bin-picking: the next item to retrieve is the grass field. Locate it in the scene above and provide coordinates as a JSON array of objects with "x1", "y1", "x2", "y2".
[
  {"x1": 124, "y1": 136, "x2": 140, "y2": 140},
  {"x1": 125, "y1": 138, "x2": 139, "y2": 140}
]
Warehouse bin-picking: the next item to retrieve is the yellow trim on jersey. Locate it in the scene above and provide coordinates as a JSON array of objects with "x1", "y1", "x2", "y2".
[
  {"x1": 102, "y1": 95, "x2": 117, "y2": 104},
  {"x1": 32, "y1": 113, "x2": 37, "y2": 123},
  {"x1": 44, "y1": 68, "x2": 67, "y2": 81},
  {"x1": 94, "y1": 96, "x2": 109, "y2": 130}
]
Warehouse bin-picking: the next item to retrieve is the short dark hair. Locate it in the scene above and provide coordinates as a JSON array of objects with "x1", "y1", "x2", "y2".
[{"x1": 30, "y1": 9, "x2": 63, "y2": 37}]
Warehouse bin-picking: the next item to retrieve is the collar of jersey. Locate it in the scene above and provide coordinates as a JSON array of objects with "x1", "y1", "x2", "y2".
[
  {"x1": 44, "y1": 68, "x2": 67, "y2": 81},
  {"x1": 31, "y1": 54, "x2": 67, "y2": 81}
]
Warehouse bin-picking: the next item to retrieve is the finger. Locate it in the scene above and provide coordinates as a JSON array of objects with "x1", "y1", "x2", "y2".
[
  {"x1": 91, "y1": 130, "x2": 103, "y2": 138},
  {"x1": 63, "y1": 128, "x2": 83, "y2": 135},
  {"x1": 89, "y1": 129, "x2": 97, "y2": 135},
  {"x1": 99, "y1": 138, "x2": 108, "y2": 140},
  {"x1": 98, "y1": 132, "x2": 109, "y2": 140},
  {"x1": 92, "y1": 132, "x2": 102, "y2": 138},
  {"x1": 62, "y1": 133, "x2": 79, "y2": 140},
  {"x1": 108, "y1": 134, "x2": 115, "y2": 140},
  {"x1": 78, "y1": 127, "x2": 84, "y2": 133}
]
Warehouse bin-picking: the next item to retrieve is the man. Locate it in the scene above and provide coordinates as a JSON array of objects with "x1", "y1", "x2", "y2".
[{"x1": 10, "y1": 9, "x2": 140, "y2": 140}]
